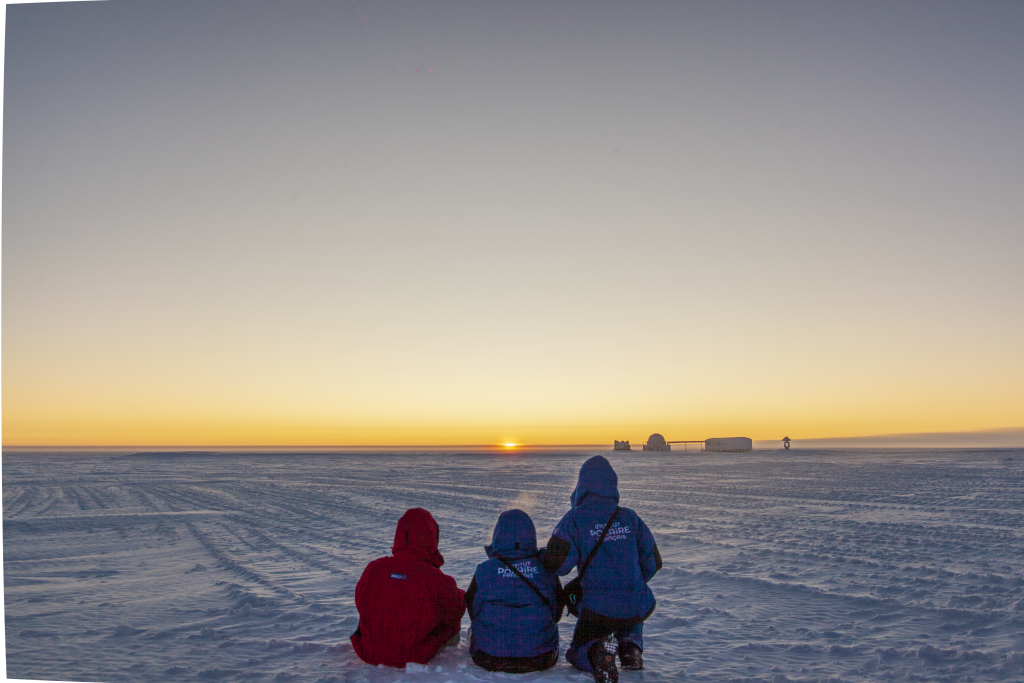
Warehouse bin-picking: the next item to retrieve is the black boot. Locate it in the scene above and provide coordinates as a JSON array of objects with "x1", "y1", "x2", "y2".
[
  {"x1": 618, "y1": 641, "x2": 643, "y2": 670},
  {"x1": 588, "y1": 637, "x2": 619, "y2": 683}
]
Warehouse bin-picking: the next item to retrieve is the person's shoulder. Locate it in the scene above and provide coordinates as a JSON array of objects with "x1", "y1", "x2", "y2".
[
  {"x1": 475, "y1": 557, "x2": 499, "y2": 572},
  {"x1": 408, "y1": 563, "x2": 459, "y2": 590},
  {"x1": 363, "y1": 555, "x2": 394, "y2": 571},
  {"x1": 552, "y1": 507, "x2": 579, "y2": 534},
  {"x1": 621, "y1": 506, "x2": 652, "y2": 529},
  {"x1": 357, "y1": 555, "x2": 396, "y2": 583},
  {"x1": 615, "y1": 505, "x2": 644, "y2": 521}
]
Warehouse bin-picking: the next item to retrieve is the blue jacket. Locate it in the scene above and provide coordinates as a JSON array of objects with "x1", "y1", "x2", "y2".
[
  {"x1": 467, "y1": 510, "x2": 560, "y2": 659},
  {"x1": 551, "y1": 455, "x2": 658, "y2": 619}
]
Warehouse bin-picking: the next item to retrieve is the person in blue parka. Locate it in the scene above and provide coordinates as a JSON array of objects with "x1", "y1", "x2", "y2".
[
  {"x1": 465, "y1": 509, "x2": 562, "y2": 673},
  {"x1": 541, "y1": 455, "x2": 662, "y2": 683}
]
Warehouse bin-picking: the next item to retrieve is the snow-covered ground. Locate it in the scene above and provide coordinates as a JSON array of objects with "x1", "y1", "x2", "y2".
[{"x1": 3, "y1": 449, "x2": 1023, "y2": 683}]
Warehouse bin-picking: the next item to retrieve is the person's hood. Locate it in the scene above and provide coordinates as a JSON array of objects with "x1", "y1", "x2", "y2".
[
  {"x1": 391, "y1": 508, "x2": 444, "y2": 567},
  {"x1": 571, "y1": 455, "x2": 620, "y2": 508},
  {"x1": 484, "y1": 509, "x2": 538, "y2": 560}
]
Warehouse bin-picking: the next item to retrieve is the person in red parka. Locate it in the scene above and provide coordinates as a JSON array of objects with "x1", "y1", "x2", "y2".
[{"x1": 350, "y1": 508, "x2": 466, "y2": 667}]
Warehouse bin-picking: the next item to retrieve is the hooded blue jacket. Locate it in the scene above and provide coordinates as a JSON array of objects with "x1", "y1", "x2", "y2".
[
  {"x1": 467, "y1": 510, "x2": 560, "y2": 659},
  {"x1": 550, "y1": 455, "x2": 658, "y2": 619}
]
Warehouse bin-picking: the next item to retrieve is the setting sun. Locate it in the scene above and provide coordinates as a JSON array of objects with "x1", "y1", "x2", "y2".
[{"x1": 502, "y1": 443, "x2": 517, "y2": 449}]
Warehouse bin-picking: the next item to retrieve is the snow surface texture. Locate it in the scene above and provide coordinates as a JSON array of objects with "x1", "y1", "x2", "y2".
[{"x1": 3, "y1": 449, "x2": 1023, "y2": 683}]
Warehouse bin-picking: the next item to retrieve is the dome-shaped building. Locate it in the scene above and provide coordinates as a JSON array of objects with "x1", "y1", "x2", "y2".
[{"x1": 643, "y1": 433, "x2": 671, "y2": 451}]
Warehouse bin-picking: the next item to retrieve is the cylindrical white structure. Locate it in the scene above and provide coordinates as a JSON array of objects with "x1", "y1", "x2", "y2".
[{"x1": 704, "y1": 437, "x2": 753, "y2": 452}]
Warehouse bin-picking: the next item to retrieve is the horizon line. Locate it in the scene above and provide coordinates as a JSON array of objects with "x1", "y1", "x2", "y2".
[
  {"x1": 1, "y1": 443, "x2": 612, "y2": 451},
  {"x1": 4, "y1": 427, "x2": 1023, "y2": 452}
]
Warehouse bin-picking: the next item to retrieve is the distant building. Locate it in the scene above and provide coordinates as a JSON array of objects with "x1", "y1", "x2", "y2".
[
  {"x1": 643, "y1": 433, "x2": 671, "y2": 451},
  {"x1": 614, "y1": 440, "x2": 631, "y2": 451},
  {"x1": 705, "y1": 437, "x2": 753, "y2": 452},
  {"x1": 783, "y1": 436, "x2": 791, "y2": 450}
]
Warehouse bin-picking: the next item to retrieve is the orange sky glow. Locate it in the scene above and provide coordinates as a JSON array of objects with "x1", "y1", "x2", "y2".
[{"x1": 3, "y1": 1, "x2": 1021, "y2": 449}]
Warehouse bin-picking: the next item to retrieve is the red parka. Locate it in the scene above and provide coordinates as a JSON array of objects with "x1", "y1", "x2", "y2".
[{"x1": 350, "y1": 508, "x2": 466, "y2": 667}]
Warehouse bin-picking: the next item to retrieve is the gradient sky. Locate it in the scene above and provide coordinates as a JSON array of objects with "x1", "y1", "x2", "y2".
[{"x1": 3, "y1": 0, "x2": 1022, "y2": 447}]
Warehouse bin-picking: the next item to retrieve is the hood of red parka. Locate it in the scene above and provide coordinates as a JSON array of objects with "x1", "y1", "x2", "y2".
[{"x1": 391, "y1": 507, "x2": 444, "y2": 567}]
